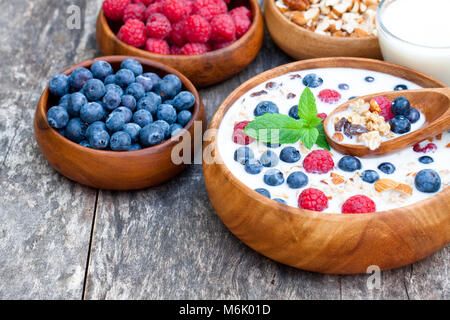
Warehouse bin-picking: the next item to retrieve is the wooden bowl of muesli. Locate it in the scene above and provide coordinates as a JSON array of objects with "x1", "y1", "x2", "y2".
[
  {"x1": 203, "y1": 57, "x2": 449, "y2": 274},
  {"x1": 265, "y1": 0, "x2": 383, "y2": 59}
]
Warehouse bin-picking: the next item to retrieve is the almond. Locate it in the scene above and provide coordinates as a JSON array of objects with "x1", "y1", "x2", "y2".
[
  {"x1": 374, "y1": 178, "x2": 399, "y2": 192},
  {"x1": 291, "y1": 12, "x2": 307, "y2": 25},
  {"x1": 447, "y1": 143, "x2": 450, "y2": 148},
  {"x1": 369, "y1": 99, "x2": 381, "y2": 113},
  {"x1": 332, "y1": 132, "x2": 344, "y2": 142},
  {"x1": 436, "y1": 133, "x2": 442, "y2": 140},
  {"x1": 395, "y1": 183, "x2": 413, "y2": 196},
  {"x1": 330, "y1": 172, "x2": 344, "y2": 178},
  {"x1": 332, "y1": 177, "x2": 345, "y2": 185}
]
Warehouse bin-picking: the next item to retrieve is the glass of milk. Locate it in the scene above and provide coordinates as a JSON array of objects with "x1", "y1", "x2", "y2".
[{"x1": 377, "y1": 0, "x2": 450, "y2": 85}]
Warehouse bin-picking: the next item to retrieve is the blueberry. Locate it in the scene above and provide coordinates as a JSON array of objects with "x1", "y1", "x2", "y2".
[
  {"x1": 164, "y1": 99, "x2": 175, "y2": 106},
  {"x1": 419, "y1": 156, "x2": 434, "y2": 164},
  {"x1": 234, "y1": 146, "x2": 254, "y2": 164},
  {"x1": 394, "y1": 84, "x2": 408, "y2": 91},
  {"x1": 58, "y1": 94, "x2": 71, "y2": 109},
  {"x1": 338, "y1": 156, "x2": 362, "y2": 172},
  {"x1": 415, "y1": 169, "x2": 441, "y2": 193},
  {"x1": 254, "y1": 101, "x2": 279, "y2": 117},
  {"x1": 83, "y1": 79, "x2": 106, "y2": 101},
  {"x1": 80, "y1": 140, "x2": 91, "y2": 148},
  {"x1": 288, "y1": 105, "x2": 299, "y2": 120},
  {"x1": 177, "y1": 110, "x2": 192, "y2": 127},
  {"x1": 255, "y1": 188, "x2": 271, "y2": 198},
  {"x1": 115, "y1": 69, "x2": 135, "y2": 88},
  {"x1": 102, "y1": 90, "x2": 121, "y2": 111},
  {"x1": 122, "y1": 123, "x2": 141, "y2": 143},
  {"x1": 47, "y1": 106, "x2": 69, "y2": 129},
  {"x1": 110, "y1": 131, "x2": 131, "y2": 151},
  {"x1": 153, "y1": 120, "x2": 170, "y2": 138},
  {"x1": 125, "y1": 82, "x2": 146, "y2": 100},
  {"x1": 121, "y1": 95, "x2": 137, "y2": 111},
  {"x1": 153, "y1": 79, "x2": 178, "y2": 100},
  {"x1": 105, "y1": 83, "x2": 124, "y2": 96},
  {"x1": 172, "y1": 91, "x2": 195, "y2": 111},
  {"x1": 302, "y1": 73, "x2": 323, "y2": 88},
  {"x1": 260, "y1": 150, "x2": 279, "y2": 167},
  {"x1": 65, "y1": 118, "x2": 87, "y2": 143},
  {"x1": 280, "y1": 147, "x2": 300, "y2": 163},
  {"x1": 348, "y1": 96, "x2": 358, "y2": 101},
  {"x1": 266, "y1": 142, "x2": 281, "y2": 148},
  {"x1": 163, "y1": 74, "x2": 182, "y2": 93},
  {"x1": 390, "y1": 115, "x2": 411, "y2": 134},
  {"x1": 405, "y1": 108, "x2": 420, "y2": 124},
  {"x1": 142, "y1": 72, "x2": 161, "y2": 87},
  {"x1": 49, "y1": 74, "x2": 69, "y2": 97},
  {"x1": 286, "y1": 171, "x2": 308, "y2": 189},
  {"x1": 90, "y1": 60, "x2": 113, "y2": 81},
  {"x1": 391, "y1": 97, "x2": 411, "y2": 116},
  {"x1": 106, "y1": 112, "x2": 126, "y2": 132},
  {"x1": 140, "y1": 123, "x2": 165, "y2": 147},
  {"x1": 156, "y1": 104, "x2": 177, "y2": 124},
  {"x1": 69, "y1": 68, "x2": 93, "y2": 91},
  {"x1": 169, "y1": 123, "x2": 183, "y2": 137},
  {"x1": 121, "y1": 58, "x2": 143, "y2": 77},
  {"x1": 86, "y1": 121, "x2": 107, "y2": 138},
  {"x1": 133, "y1": 109, "x2": 153, "y2": 128},
  {"x1": 244, "y1": 159, "x2": 263, "y2": 175},
  {"x1": 114, "y1": 106, "x2": 133, "y2": 123},
  {"x1": 137, "y1": 93, "x2": 161, "y2": 115},
  {"x1": 263, "y1": 169, "x2": 284, "y2": 186},
  {"x1": 129, "y1": 144, "x2": 142, "y2": 151},
  {"x1": 67, "y1": 92, "x2": 87, "y2": 116},
  {"x1": 273, "y1": 198, "x2": 287, "y2": 204},
  {"x1": 104, "y1": 75, "x2": 116, "y2": 85},
  {"x1": 89, "y1": 130, "x2": 110, "y2": 150},
  {"x1": 364, "y1": 76, "x2": 375, "y2": 82},
  {"x1": 57, "y1": 128, "x2": 65, "y2": 136},
  {"x1": 136, "y1": 75, "x2": 153, "y2": 92},
  {"x1": 378, "y1": 162, "x2": 396, "y2": 174},
  {"x1": 80, "y1": 102, "x2": 105, "y2": 124},
  {"x1": 338, "y1": 83, "x2": 349, "y2": 90},
  {"x1": 361, "y1": 170, "x2": 380, "y2": 184}
]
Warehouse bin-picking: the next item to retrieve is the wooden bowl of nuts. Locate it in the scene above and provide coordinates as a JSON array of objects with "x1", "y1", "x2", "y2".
[{"x1": 264, "y1": 0, "x2": 383, "y2": 59}]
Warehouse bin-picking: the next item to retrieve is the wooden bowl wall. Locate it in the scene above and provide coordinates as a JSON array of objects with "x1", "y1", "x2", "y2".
[
  {"x1": 34, "y1": 56, "x2": 206, "y2": 190},
  {"x1": 96, "y1": 0, "x2": 264, "y2": 88},
  {"x1": 264, "y1": 0, "x2": 382, "y2": 60},
  {"x1": 203, "y1": 57, "x2": 449, "y2": 274}
]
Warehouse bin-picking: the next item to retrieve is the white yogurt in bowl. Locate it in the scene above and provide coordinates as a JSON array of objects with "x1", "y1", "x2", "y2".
[{"x1": 217, "y1": 67, "x2": 450, "y2": 213}]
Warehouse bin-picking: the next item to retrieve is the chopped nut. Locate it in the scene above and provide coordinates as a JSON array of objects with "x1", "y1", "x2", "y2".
[
  {"x1": 395, "y1": 183, "x2": 413, "y2": 196},
  {"x1": 369, "y1": 99, "x2": 381, "y2": 113},
  {"x1": 436, "y1": 133, "x2": 442, "y2": 140},
  {"x1": 332, "y1": 177, "x2": 345, "y2": 185},
  {"x1": 375, "y1": 178, "x2": 399, "y2": 192},
  {"x1": 332, "y1": 132, "x2": 344, "y2": 142}
]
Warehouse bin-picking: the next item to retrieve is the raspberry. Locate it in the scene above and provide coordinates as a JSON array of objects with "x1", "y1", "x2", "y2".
[
  {"x1": 170, "y1": 21, "x2": 186, "y2": 46},
  {"x1": 210, "y1": 14, "x2": 236, "y2": 43},
  {"x1": 413, "y1": 142, "x2": 437, "y2": 153},
  {"x1": 162, "y1": 0, "x2": 189, "y2": 23},
  {"x1": 170, "y1": 45, "x2": 182, "y2": 55},
  {"x1": 318, "y1": 89, "x2": 341, "y2": 104},
  {"x1": 144, "y1": 2, "x2": 163, "y2": 19},
  {"x1": 303, "y1": 150, "x2": 334, "y2": 174},
  {"x1": 372, "y1": 96, "x2": 394, "y2": 121},
  {"x1": 183, "y1": 15, "x2": 211, "y2": 43},
  {"x1": 118, "y1": 19, "x2": 147, "y2": 47},
  {"x1": 229, "y1": 6, "x2": 252, "y2": 20},
  {"x1": 146, "y1": 13, "x2": 171, "y2": 39},
  {"x1": 298, "y1": 188, "x2": 328, "y2": 212},
  {"x1": 145, "y1": 38, "x2": 170, "y2": 54},
  {"x1": 123, "y1": 3, "x2": 146, "y2": 21},
  {"x1": 232, "y1": 14, "x2": 251, "y2": 38},
  {"x1": 317, "y1": 113, "x2": 327, "y2": 122},
  {"x1": 342, "y1": 195, "x2": 376, "y2": 214},
  {"x1": 183, "y1": 0, "x2": 194, "y2": 16},
  {"x1": 103, "y1": 0, "x2": 131, "y2": 21},
  {"x1": 232, "y1": 121, "x2": 254, "y2": 145},
  {"x1": 212, "y1": 38, "x2": 235, "y2": 50},
  {"x1": 132, "y1": 0, "x2": 154, "y2": 5},
  {"x1": 181, "y1": 42, "x2": 210, "y2": 55},
  {"x1": 192, "y1": 0, "x2": 227, "y2": 21}
]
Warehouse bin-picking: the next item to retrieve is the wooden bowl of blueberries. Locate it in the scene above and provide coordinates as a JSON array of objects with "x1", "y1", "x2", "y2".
[
  {"x1": 96, "y1": 0, "x2": 264, "y2": 87},
  {"x1": 34, "y1": 56, "x2": 206, "y2": 190}
]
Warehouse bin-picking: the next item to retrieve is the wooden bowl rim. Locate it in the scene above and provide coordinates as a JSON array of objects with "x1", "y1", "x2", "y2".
[
  {"x1": 36, "y1": 55, "x2": 202, "y2": 157},
  {"x1": 207, "y1": 57, "x2": 449, "y2": 219},
  {"x1": 265, "y1": 0, "x2": 378, "y2": 43},
  {"x1": 98, "y1": 0, "x2": 262, "y2": 59}
]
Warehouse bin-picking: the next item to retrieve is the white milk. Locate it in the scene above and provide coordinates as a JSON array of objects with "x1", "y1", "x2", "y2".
[{"x1": 377, "y1": 0, "x2": 450, "y2": 85}]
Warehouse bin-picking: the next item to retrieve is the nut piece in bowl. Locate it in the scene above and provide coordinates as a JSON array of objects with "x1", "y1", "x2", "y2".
[
  {"x1": 34, "y1": 56, "x2": 206, "y2": 190},
  {"x1": 97, "y1": 0, "x2": 264, "y2": 87}
]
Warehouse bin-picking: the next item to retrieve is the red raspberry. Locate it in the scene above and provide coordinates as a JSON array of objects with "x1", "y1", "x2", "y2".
[
  {"x1": 192, "y1": 0, "x2": 227, "y2": 21},
  {"x1": 232, "y1": 14, "x2": 251, "y2": 38},
  {"x1": 372, "y1": 96, "x2": 394, "y2": 121},
  {"x1": 413, "y1": 142, "x2": 437, "y2": 153},
  {"x1": 303, "y1": 150, "x2": 334, "y2": 174},
  {"x1": 183, "y1": 0, "x2": 194, "y2": 16},
  {"x1": 132, "y1": 0, "x2": 154, "y2": 5},
  {"x1": 210, "y1": 14, "x2": 236, "y2": 43},
  {"x1": 162, "y1": 0, "x2": 189, "y2": 23},
  {"x1": 183, "y1": 15, "x2": 211, "y2": 43},
  {"x1": 145, "y1": 2, "x2": 163, "y2": 19},
  {"x1": 229, "y1": 6, "x2": 252, "y2": 20},
  {"x1": 212, "y1": 38, "x2": 236, "y2": 50},
  {"x1": 170, "y1": 21, "x2": 186, "y2": 46},
  {"x1": 146, "y1": 13, "x2": 171, "y2": 39},
  {"x1": 103, "y1": 0, "x2": 131, "y2": 21},
  {"x1": 318, "y1": 89, "x2": 341, "y2": 104},
  {"x1": 123, "y1": 3, "x2": 146, "y2": 21},
  {"x1": 317, "y1": 113, "x2": 327, "y2": 122},
  {"x1": 170, "y1": 45, "x2": 182, "y2": 54},
  {"x1": 342, "y1": 195, "x2": 376, "y2": 214},
  {"x1": 181, "y1": 42, "x2": 210, "y2": 55},
  {"x1": 117, "y1": 19, "x2": 147, "y2": 47},
  {"x1": 145, "y1": 38, "x2": 170, "y2": 54},
  {"x1": 298, "y1": 188, "x2": 328, "y2": 212},
  {"x1": 232, "y1": 121, "x2": 255, "y2": 145}
]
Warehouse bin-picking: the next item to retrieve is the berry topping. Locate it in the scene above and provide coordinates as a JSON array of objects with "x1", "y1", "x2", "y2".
[
  {"x1": 103, "y1": 0, "x2": 131, "y2": 21},
  {"x1": 413, "y1": 142, "x2": 437, "y2": 153},
  {"x1": 338, "y1": 155, "x2": 361, "y2": 172},
  {"x1": 361, "y1": 170, "x2": 379, "y2": 184},
  {"x1": 317, "y1": 113, "x2": 327, "y2": 122},
  {"x1": 303, "y1": 150, "x2": 334, "y2": 174},
  {"x1": 378, "y1": 162, "x2": 396, "y2": 174},
  {"x1": 263, "y1": 169, "x2": 285, "y2": 186},
  {"x1": 118, "y1": 19, "x2": 147, "y2": 47},
  {"x1": 342, "y1": 195, "x2": 376, "y2": 214},
  {"x1": 372, "y1": 96, "x2": 394, "y2": 121},
  {"x1": 254, "y1": 101, "x2": 279, "y2": 117},
  {"x1": 255, "y1": 188, "x2": 271, "y2": 198},
  {"x1": 245, "y1": 159, "x2": 263, "y2": 175},
  {"x1": 288, "y1": 105, "x2": 299, "y2": 119},
  {"x1": 298, "y1": 188, "x2": 328, "y2": 212},
  {"x1": 415, "y1": 169, "x2": 441, "y2": 193},
  {"x1": 390, "y1": 115, "x2": 411, "y2": 134},
  {"x1": 391, "y1": 97, "x2": 411, "y2": 116},
  {"x1": 260, "y1": 150, "x2": 279, "y2": 167},
  {"x1": 418, "y1": 156, "x2": 434, "y2": 164},
  {"x1": 287, "y1": 171, "x2": 308, "y2": 189},
  {"x1": 394, "y1": 84, "x2": 408, "y2": 91},
  {"x1": 280, "y1": 147, "x2": 301, "y2": 163},
  {"x1": 318, "y1": 89, "x2": 341, "y2": 104},
  {"x1": 234, "y1": 146, "x2": 254, "y2": 164},
  {"x1": 338, "y1": 83, "x2": 349, "y2": 90},
  {"x1": 365, "y1": 76, "x2": 374, "y2": 82},
  {"x1": 405, "y1": 108, "x2": 420, "y2": 124},
  {"x1": 302, "y1": 73, "x2": 323, "y2": 88}
]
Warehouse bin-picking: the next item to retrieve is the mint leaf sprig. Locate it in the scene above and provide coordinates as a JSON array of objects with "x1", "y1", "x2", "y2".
[{"x1": 244, "y1": 87, "x2": 330, "y2": 150}]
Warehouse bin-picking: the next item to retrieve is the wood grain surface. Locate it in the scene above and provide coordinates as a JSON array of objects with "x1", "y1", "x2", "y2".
[{"x1": 0, "y1": 0, "x2": 448, "y2": 299}]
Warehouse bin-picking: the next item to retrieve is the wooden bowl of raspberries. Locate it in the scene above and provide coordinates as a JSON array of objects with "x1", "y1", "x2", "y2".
[
  {"x1": 34, "y1": 56, "x2": 206, "y2": 190},
  {"x1": 265, "y1": 0, "x2": 382, "y2": 59},
  {"x1": 96, "y1": 0, "x2": 264, "y2": 87}
]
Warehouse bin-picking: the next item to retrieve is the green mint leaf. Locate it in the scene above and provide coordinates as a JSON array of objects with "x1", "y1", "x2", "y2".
[
  {"x1": 306, "y1": 116, "x2": 323, "y2": 128},
  {"x1": 298, "y1": 87, "x2": 317, "y2": 122},
  {"x1": 315, "y1": 123, "x2": 330, "y2": 150},
  {"x1": 244, "y1": 113, "x2": 304, "y2": 144},
  {"x1": 298, "y1": 127, "x2": 319, "y2": 150}
]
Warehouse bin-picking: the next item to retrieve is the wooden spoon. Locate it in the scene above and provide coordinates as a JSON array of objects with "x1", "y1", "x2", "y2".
[{"x1": 323, "y1": 88, "x2": 450, "y2": 157}]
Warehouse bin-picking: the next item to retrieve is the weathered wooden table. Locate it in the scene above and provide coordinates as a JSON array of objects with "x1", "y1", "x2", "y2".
[{"x1": 0, "y1": 0, "x2": 447, "y2": 300}]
